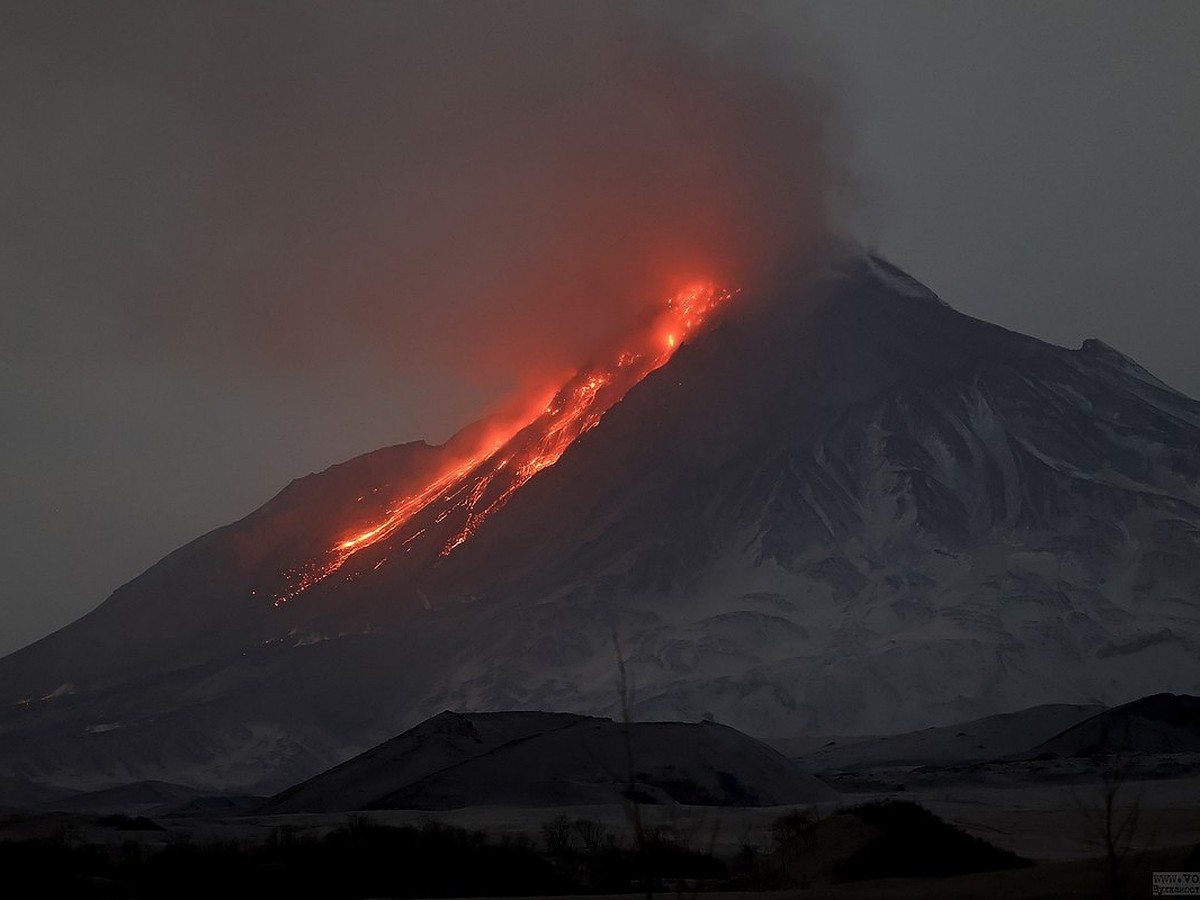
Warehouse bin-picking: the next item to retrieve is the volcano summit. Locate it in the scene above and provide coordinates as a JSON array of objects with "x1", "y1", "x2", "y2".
[{"x1": 2, "y1": 242, "x2": 1198, "y2": 793}]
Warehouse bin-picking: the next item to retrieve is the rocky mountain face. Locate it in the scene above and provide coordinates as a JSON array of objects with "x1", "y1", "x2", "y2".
[{"x1": 1, "y1": 242, "x2": 1197, "y2": 793}]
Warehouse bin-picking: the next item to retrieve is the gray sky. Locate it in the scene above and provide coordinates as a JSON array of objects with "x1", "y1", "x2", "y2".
[{"x1": 2, "y1": 2, "x2": 1198, "y2": 657}]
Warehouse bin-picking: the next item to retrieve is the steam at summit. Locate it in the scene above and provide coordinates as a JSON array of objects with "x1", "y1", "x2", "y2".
[{"x1": 9, "y1": 1, "x2": 834, "y2": 393}]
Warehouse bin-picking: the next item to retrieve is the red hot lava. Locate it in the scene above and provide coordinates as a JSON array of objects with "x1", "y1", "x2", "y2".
[{"x1": 274, "y1": 281, "x2": 735, "y2": 604}]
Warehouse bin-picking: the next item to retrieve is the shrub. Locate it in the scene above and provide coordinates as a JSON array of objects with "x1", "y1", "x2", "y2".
[{"x1": 833, "y1": 799, "x2": 1032, "y2": 882}]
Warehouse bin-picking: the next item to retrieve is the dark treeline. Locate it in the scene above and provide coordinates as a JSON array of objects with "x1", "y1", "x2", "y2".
[
  {"x1": 0, "y1": 801, "x2": 1035, "y2": 898},
  {"x1": 0, "y1": 816, "x2": 726, "y2": 899}
]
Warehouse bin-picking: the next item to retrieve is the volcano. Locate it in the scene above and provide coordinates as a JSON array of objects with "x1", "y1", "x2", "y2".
[{"x1": 2, "y1": 241, "x2": 1198, "y2": 794}]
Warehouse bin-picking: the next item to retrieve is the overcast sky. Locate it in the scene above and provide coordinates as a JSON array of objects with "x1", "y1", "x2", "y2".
[{"x1": 2, "y1": 2, "x2": 1198, "y2": 657}]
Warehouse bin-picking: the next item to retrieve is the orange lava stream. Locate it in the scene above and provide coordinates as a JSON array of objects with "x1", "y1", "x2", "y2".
[{"x1": 273, "y1": 282, "x2": 735, "y2": 605}]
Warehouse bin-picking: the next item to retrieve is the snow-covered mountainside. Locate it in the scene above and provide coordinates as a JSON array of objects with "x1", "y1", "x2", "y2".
[{"x1": 1, "y1": 242, "x2": 1197, "y2": 793}]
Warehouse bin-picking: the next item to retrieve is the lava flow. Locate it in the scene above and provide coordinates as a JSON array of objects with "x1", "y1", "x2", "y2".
[{"x1": 273, "y1": 281, "x2": 736, "y2": 605}]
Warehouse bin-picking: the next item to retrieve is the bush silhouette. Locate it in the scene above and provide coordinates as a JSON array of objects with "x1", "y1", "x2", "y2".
[{"x1": 833, "y1": 799, "x2": 1033, "y2": 882}]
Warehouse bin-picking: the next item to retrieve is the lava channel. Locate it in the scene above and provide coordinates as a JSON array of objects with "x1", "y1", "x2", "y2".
[{"x1": 273, "y1": 281, "x2": 735, "y2": 605}]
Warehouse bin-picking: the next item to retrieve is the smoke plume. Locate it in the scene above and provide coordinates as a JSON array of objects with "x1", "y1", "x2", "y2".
[{"x1": 4, "y1": 1, "x2": 836, "y2": 415}]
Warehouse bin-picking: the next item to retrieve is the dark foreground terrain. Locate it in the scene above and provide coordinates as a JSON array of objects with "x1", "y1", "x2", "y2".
[
  {"x1": 3, "y1": 697, "x2": 1198, "y2": 897},
  {"x1": 3, "y1": 772, "x2": 1197, "y2": 899},
  {"x1": 0, "y1": 799, "x2": 1032, "y2": 898}
]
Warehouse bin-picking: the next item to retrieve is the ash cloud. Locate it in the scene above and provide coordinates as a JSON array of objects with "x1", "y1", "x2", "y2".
[{"x1": 3, "y1": 1, "x2": 836, "y2": 407}]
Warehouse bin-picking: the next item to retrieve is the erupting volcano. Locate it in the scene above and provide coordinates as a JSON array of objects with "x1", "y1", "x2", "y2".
[
  {"x1": 3, "y1": 244, "x2": 1200, "y2": 795},
  {"x1": 273, "y1": 282, "x2": 737, "y2": 604}
]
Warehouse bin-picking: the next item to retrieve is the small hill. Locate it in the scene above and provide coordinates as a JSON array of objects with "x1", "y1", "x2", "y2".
[
  {"x1": 262, "y1": 711, "x2": 835, "y2": 813},
  {"x1": 0, "y1": 776, "x2": 79, "y2": 811},
  {"x1": 261, "y1": 710, "x2": 590, "y2": 814},
  {"x1": 35, "y1": 779, "x2": 203, "y2": 815},
  {"x1": 1020, "y1": 693, "x2": 1200, "y2": 758},
  {"x1": 785, "y1": 703, "x2": 1105, "y2": 771}
]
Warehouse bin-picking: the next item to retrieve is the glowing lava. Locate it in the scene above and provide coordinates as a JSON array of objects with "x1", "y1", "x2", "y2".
[{"x1": 273, "y1": 281, "x2": 736, "y2": 604}]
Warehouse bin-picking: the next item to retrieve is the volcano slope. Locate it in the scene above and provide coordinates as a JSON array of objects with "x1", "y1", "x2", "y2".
[{"x1": 1, "y1": 242, "x2": 1198, "y2": 793}]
